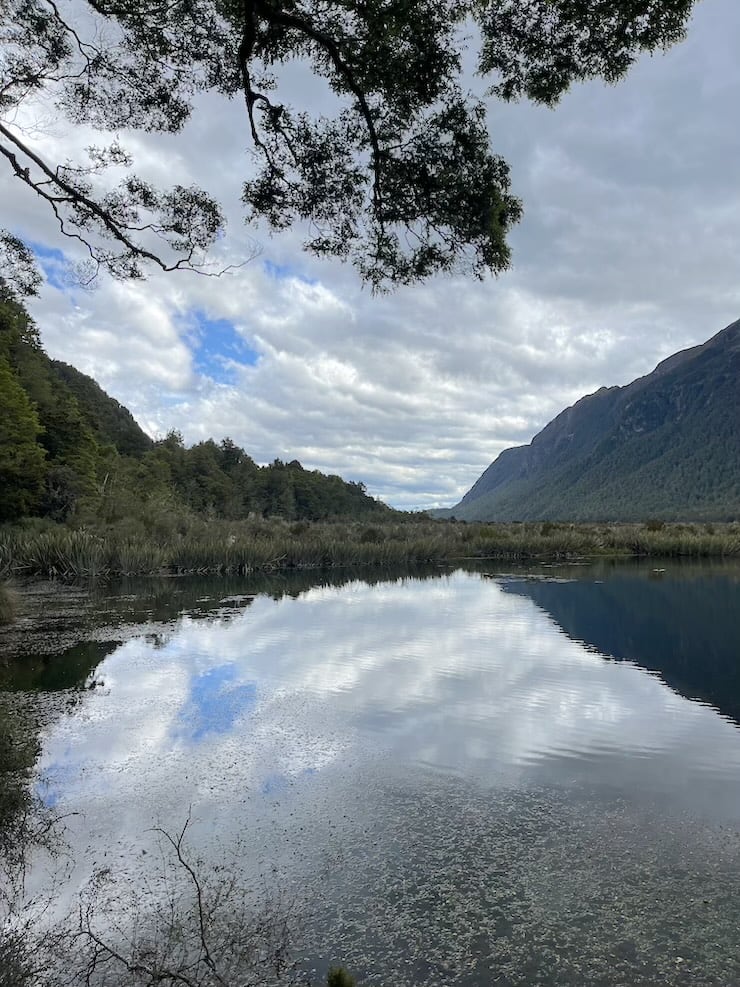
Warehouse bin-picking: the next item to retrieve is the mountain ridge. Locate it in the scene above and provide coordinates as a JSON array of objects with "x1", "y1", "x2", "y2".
[
  {"x1": 446, "y1": 319, "x2": 740, "y2": 522},
  {"x1": 0, "y1": 289, "x2": 391, "y2": 523}
]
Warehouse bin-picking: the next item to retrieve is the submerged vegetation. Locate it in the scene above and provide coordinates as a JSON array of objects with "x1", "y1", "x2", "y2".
[
  {"x1": 1, "y1": 687, "x2": 348, "y2": 987},
  {"x1": 1, "y1": 518, "x2": 739, "y2": 581},
  {"x1": 0, "y1": 581, "x2": 17, "y2": 624}
]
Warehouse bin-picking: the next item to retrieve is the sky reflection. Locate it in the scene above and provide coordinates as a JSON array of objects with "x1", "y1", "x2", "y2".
[
  {"x1": 24, "y1": 566, "x2": 740, "y2": 986},
  {"x1": 37, "y1": 569, "x2": 740, "y2": 825},
  {"x1": 177, "y1": 665, "x2": 258, "y2": 742}
]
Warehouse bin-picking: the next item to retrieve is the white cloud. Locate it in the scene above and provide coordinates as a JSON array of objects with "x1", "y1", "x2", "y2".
[{"x1": 6, "y1": 0, "x2": 740, "y2": 508}]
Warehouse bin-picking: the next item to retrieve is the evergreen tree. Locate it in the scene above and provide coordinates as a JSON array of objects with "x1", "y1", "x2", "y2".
[{"x1": 0, "y1": 358, "x2": 46, "y2": 521}]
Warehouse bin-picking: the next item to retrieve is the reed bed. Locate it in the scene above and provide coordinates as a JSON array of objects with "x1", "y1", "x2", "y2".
[{"x1": 1, "y1": 518, "x2": 739, "y2": 581}]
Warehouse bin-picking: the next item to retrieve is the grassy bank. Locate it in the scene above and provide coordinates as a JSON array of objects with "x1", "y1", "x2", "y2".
[{"x1": 1, "y1": 517, "x2": 739, "y2": 580}]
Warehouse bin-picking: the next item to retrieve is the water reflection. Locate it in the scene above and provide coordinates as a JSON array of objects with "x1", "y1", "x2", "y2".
[
  {"x1": 0, "y1": 639, "x2": 117, "y2": 691},
  {"x1": 34, "y1": 567, "x2": 740, "y2": 825},
  {"x1": 7, "y1": 564, "x2": 740, "y2": 986},
  {"x1": 0, "y1": 566, "x2": 447, "y2": 689},
  {"x1": 498, "y1": 562, "x2": 740, "y2": 723}
]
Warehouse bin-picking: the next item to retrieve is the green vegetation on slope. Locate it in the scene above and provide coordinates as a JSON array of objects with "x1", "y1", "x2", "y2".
[
  {"x1": 51, "y1": 360, "x2": 154, "y2": 457},
  {"x1": 0, "y1": 287, "x2": 390, "y2": 529},
  {"x1": 1, "y1": 287, "x2": 108, "y2": 522},
  {"x1": 451, "y1": 319, "x2": 740, "y2": 522}
]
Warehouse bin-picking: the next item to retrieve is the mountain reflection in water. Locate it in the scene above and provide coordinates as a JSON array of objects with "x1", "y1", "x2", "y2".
[
  {"x1": 8, "y1": 562, "x2": 740, "y2": 987},
  {"x1": 498, "y1": 561, "x2": 740, "y2": 724}
]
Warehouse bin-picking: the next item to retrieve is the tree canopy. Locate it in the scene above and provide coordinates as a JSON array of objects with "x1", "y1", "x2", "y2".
[
  {"x1": 1, "y1": 0, "x2": 696, "y2": 290},
  {"x1": 0, "y1": 291, "x2": 392, "y2": 524}
]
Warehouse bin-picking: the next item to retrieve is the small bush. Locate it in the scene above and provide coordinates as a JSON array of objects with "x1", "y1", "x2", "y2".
[
  {"x1": 328, "y1": 966, "x2": 356, "y2": 987},
  {"x1": 645, "y1": 519, "x2": 665, "y2": 532},
  {"x1": 359, "y1": 526, "x2": 384, "y2": 544}
]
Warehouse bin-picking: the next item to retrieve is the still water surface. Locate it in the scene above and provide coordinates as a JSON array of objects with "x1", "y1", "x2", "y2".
[{"x1": 9, "y1": 561, "x2": 740, "y2": 985}]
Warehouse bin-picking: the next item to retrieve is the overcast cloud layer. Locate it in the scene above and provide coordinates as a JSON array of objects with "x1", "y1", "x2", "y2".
[{"x1": 4, "y1": 0, "x2": 740, "y2": 509}]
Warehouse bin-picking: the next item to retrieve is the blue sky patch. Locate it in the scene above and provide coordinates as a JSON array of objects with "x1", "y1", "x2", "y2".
[
  {"x1": 182, "y1": 309, "x2": 260, "y2": 383},
  {"x1": 263, "y1": 259, "x2": 317, "y2": 285},
  {"x1": 36, "y1": 775, "x2": 60, "y2": 809},
  {"x1": 29, "y1": 241, "x2": 70, "y2": 291},
  {"x1": 261, "y1": 765, "x2": 318, "y2": 797},
  {"x1": 260, "y1": 772, "x2": 288, "y2": 796},
  {"x1": 179, "y1": 664, "x2": 257, "y2": 742},
  {"x1": 35, "y1": 753, "x2": 78, "y2": 808}
]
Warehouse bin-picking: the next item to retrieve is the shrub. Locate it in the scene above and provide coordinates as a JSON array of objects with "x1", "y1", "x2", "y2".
[
  {"x1": 328, "y1": 967, "x2": 357, "y2": 987},
  {"x1": 644, "y1": 519, "x2": 665, "y2": 532},
  {"x1": 359, "y1": 526, "x2": 385, "y2": 544}
]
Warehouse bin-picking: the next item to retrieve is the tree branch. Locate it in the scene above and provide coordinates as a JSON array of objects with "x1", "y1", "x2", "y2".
[
  {"x1": 255, "y1": 1, "x2": 385, "y2": 220},
  {"x1": 0, "y1": 124, "x2": 175, "y2": 271},
  {"x1": 154, "y1": 817, "x2": 227, "y2": 986}
]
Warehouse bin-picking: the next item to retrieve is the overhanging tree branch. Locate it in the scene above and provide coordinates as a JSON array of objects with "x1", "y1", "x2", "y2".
[
  {"x1": 1, "y1": 124, "x2": 177, "y2": 272},
  {"x1": 0, "y1": 0, "x2": 697, "y2": 291},
  {"x1": 259, "y1": 2, "x2": 386, "y2": 220}
]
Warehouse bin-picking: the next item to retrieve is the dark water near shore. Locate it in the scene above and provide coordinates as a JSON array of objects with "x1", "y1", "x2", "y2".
[{"x1": 4, "y1": 560, "x2": 740, "y2": 985}]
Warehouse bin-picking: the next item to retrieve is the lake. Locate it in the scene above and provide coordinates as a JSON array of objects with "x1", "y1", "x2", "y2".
[{"x1": 4, "y1": 559, "x2": 740, "y2": 985}]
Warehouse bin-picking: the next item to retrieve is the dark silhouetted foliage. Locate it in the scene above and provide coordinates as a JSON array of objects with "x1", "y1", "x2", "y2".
[{"x1": 0, "y1": 0, "x2": 696, "y2": 289}]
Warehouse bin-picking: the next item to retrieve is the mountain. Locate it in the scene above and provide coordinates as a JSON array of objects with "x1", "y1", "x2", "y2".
[
  {"x1": 0, "y1": 288, "x2": 391, "y2": 524},
  {"x1": 447, "y1": 318, "x2": 740, "y2": 522},
  {"x1": 51, "y1": 360, "x2": 153, "y2": 457}
]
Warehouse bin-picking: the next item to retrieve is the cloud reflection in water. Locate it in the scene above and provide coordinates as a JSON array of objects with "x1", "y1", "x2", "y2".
[{"x1": 37, "y1": 570, "x2": 740, "y2": 824}]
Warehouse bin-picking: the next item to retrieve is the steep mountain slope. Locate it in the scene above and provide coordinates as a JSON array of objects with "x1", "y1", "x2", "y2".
[
  {"x1": 51, "y1": 360, "x2": 153, "y2": 457},
  {"x1": 449, "y1": 319, "x2": 740, "y2": 522},
  {"x1": 0, "y1": 290, "x2": 391, "y2": 523}
]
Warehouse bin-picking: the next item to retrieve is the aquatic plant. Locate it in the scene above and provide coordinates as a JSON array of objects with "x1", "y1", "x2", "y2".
[
  {"x1": 60, "y1": 817, "x2": 305, "y2": 987},
  {"x1": 0, "y1": 581, "x2": 17, "y2": 625},
  {"x1": 0, "y1": 519, "x2": 738, "y2": 581},
  {"x1": 108, "y1": 536, "x2": 166, "y2": 576},
  {"x1": 328, "y1": 966, "x2": 357, "y2": 987}
]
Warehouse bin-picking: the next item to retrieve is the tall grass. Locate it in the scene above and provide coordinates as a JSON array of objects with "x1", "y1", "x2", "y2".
[{"x1": 1, "y1": 518, "x2": 739, "y2": 581}]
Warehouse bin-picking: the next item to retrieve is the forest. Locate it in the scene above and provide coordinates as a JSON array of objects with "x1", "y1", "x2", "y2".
[
  {"x1": 3, "y1": 283, "x2": 740, "y2": 586},
  {"x1": 0, "y1": 285, "x2": 391, "y2": 530}
]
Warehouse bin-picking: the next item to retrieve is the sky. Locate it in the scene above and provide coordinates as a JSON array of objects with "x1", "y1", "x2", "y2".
[{"x1": 3, "y1": 0, "x2": 740, "y2": 511}]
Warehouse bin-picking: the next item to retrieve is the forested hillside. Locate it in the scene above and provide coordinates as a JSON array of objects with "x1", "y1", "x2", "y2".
[
  {"x1": 446, "y1": 318, "x2": 740, "y2": 522},
  {"x1": 0, "y1": 287, "x2": 390, "y2": 526}
]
